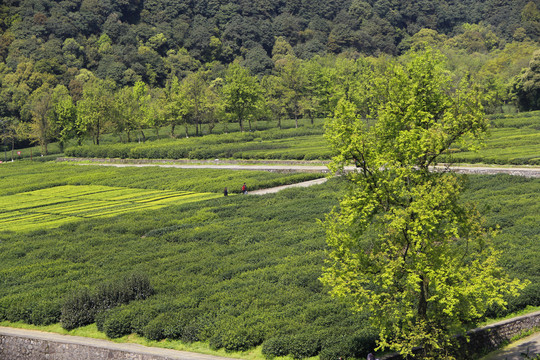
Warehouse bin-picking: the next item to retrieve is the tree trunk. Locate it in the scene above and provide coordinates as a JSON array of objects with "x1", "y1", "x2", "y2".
[
  {"x1": 96, "y1": 120, "x2": 101, "y2": 145},
  {"x1": 418, "y1": 275, "x2": 428, "y2": 322},
  {"x1": 171, "y1": 123, "x2": 176, "y2": 138}
]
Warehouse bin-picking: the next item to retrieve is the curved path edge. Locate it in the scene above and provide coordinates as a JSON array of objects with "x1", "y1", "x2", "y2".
[
  {"x1": 58, "y1": 158, "x2": 540, "y2": 178},
  {"x1": 0, "y1": 326, "x2": 238, "y2": 360}
]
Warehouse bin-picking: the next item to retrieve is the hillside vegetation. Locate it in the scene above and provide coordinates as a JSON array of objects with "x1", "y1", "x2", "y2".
[
  {"x1": 1, "y1": 0, "x2": 540, "y2": 158},
  {"x1": 0, "y1": 162, "x2": 538, "y2": 359}
]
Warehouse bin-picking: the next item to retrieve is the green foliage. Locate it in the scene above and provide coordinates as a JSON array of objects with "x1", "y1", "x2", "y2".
[
  {"x1": 446, "y1": 111, "x2": 540, "y2": 165},
  {"x1": 76, "y1": 78, "x2": 116, "y2": 145},
  {"x1": 262, "y1": 335, "x2": 293, "y2": 357},
  {"x1": 0, "y1": 163, "x2": 538, "y2": 358},
  {"x1": 61, "y1": 288, "x2": 96, "y2": 331},
  {"x1": 512, "y1": 50, "x2": 540, "y2": 111},
  {"x1": 60, "y1": 273, "x2": 154, "y2": 331},
  {"x1": 0, "y1": 184, "x2": 221, "y2": 232},
  {"x1": 221, "y1": 62, "x2": 264, "y2": 132},
  {"x1": 101, "y1": 307, "x2": 136, "y2": 339},
  {"x1": 322, "y1": 49, "x2": 527, "y2": 359},
  {"x1": 64, "y1": 127, "x2": 330, "y2": 161}
]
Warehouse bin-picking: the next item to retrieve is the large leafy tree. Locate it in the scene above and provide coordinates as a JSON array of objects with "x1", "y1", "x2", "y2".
[
  {"x1": 275, "y1": 55, "x2": 306, "y2": 129},
  {"x1": 162, "y1": 76, "x2": 189, "y2": 138},
  {"x1": 221, "y1": 62, "x2": 263, "y2": 132},
  {"x1": 321, "y1": 49, "x2": 526, "y2": 359},
  {"x1": 182, "y1": 69, "x2": 210, "y2": 136},
  {"x1": 76, "y1": 78, "x2": 116, "y2": 145}
]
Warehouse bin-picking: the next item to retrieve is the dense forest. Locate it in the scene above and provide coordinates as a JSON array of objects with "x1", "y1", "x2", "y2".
[{"x1": 1, "y1": 0, "x2": 540, "y2": 153}]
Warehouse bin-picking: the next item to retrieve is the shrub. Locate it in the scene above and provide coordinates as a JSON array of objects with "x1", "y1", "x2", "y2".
[
  {"x1": 95, "y1": 310, "x2": 108, "y2": 332},
  {"x1": 143, "y1": 314, "x2": 168, "y2": 341},
  {"x1": 219, "y1": 327, "x2": 265, "y2": 352},
  {"x1": 319, "y1": 333, "x2": 377, "y2": 360},
  {"x1": 94, "y1": 273, "x2": 154, "y2": 310},
  {"x1": 182, "y1": 322, "x2": 200, "y2": 343},
  {"x1": 4, "y1": 297, "x2": 33, "y2": 324},
  {"x1": 61, "y1": 273, "x2": 154, "y2": 331},
  {"x1": 61, "y1": 288, "x2": 96, "y2": 330},
  {"x1": 131, "y1": 308, "x2": 159, "y2": 336},
  {"x1": 102, "y1": 307, "x2": 135, "y2": 338},
  {"x1": 262, "y1": 335, "x2": 293, "y2": 357},
  {"x1": 209, "y1": 333, "x2": 224, "y2": 350},
  {"x1": 289, "y1": 333, "x2": 321, "y2": 359},
  {"x1": 29, "y1": 300, "x2": 61, "y2": 326},
  {"x1": 121, "y1": 273, "x2": 155, "y2": 301}
]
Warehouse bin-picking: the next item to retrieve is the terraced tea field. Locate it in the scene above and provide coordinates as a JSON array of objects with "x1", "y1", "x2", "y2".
[{"x1": 0, "y1": 185, "x2": 221, "y2": 232}]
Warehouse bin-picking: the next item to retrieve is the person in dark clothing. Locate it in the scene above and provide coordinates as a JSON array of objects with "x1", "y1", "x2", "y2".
[{"x1": 224, "y1": 187, "x2": 228, "y2": 196}]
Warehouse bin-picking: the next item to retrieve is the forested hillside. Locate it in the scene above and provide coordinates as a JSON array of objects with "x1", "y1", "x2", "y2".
[
  {"x1": 1, "y1": 0, "x2": 539, "y2": 84},
  {"x1": 1, "y1": 0, "x2": 539, "y2": 154}
]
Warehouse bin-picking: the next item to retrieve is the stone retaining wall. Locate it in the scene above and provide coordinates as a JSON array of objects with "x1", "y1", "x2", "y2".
[
  {"x1": 0, "y1": 335, "x2": 170, "y2": 360},
  {"x1": 458, "y1": 310, "x2": 540, "y2": 359},
  {"x1": 0, "y1": 327, "x2": 232, "y2": 360}
]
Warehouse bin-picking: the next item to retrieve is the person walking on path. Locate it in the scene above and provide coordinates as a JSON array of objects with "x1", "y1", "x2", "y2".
[
  {"x1": 242, "y1": 182, "x2": 247, "y2": 194},
  {"x1": 223, "y1": 187, "x2": 228, "y2": 196}
]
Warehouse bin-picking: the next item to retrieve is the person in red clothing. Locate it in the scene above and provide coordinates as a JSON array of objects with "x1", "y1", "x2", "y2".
[{"x1": 242, "y1": 182, "x2": 247, "y2": 194}]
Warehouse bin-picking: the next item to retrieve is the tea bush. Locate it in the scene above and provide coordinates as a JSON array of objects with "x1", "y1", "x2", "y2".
[
  {"x1": 60, "y1": 273, "x2": 154, "y2": 330},
  {"x1": 64, "y1": 128, "x2": 330, "y2": 161},
  {"x1": 61, "y1": 288, "x2": 96, "y2": 330},
  {"x1": 102, "y1": 307, "x2": 135, "y2": 339}
]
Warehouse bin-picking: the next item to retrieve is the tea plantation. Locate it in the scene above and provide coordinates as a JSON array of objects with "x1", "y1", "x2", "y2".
[
  {"x1": 58, "y1": 111, "x2": 540, "y2": 165},
  {"x1": 0, "y1": 185, "x2": 222, "y2": 232},
  {"x1": 0, "y1": 162, "x2": 538, "y2": 359}
]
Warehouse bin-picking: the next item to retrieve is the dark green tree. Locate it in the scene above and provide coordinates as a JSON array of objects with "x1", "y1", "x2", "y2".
[{"x1": 512, "y1": 49, "x2": 540, "y2": 111}]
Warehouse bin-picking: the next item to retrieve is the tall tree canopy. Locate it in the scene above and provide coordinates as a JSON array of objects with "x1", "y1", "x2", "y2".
[{"x1": 321, "y1": 49, "x2": 527, "y2": 359}]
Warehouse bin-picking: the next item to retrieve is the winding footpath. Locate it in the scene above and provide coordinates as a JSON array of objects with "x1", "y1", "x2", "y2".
[{"x1": 62, "y1": 157, "x2": 540, "y2": 179}]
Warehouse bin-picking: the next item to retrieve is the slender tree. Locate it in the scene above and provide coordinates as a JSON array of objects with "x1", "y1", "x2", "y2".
[
  {"x1": 50, "y1": 85, "x2": 77, "y2": 151},
  {"x1": 28, "y1": 84, "x2": 54, "y2": 155},
  {"x1": 76, "y1": 78, "x2": 116, "y2": 145},
  {"x1": 221, "y1": 62, "x2": 263, "y2": 132}
]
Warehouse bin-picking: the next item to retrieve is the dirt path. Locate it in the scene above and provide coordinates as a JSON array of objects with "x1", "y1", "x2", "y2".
[
  {"x1": 0, "y1": 326, "x2": 237, "y2": 360},
  {"x1": 63, "y1": 158, "x2": 540, "y2": 178},
  {"x1": 249, "y1": 177, "x2": 328, "y2": 195}
]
